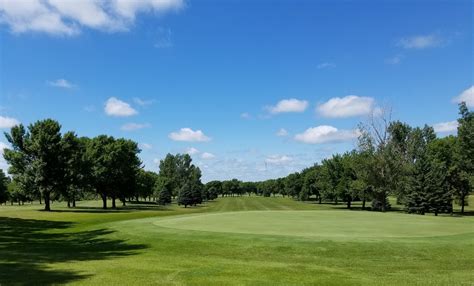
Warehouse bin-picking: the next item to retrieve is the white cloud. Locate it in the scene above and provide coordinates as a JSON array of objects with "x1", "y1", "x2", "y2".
[
  {"x1": 121, "y1": 122, "x2": 150, "y2": 131},
  {"x1": 140, "y1": 143, "x2": 152, "y2": 150},
  {"x1": 133, "y1": 97, "x2": 154, "y2": 106},
  {"x1": 201, "y1": 152, "x2": 215, "y2": 159},
  {"x1": 397, "y1": 34, "x2": 443, "y2": 49},
  {"x1": 185, "y1": 147, "x2": 199, "y2": 155},
  {"x1": 47, "y1": 78, "x2": 75, "y2": 89},
  {"x1": 104, "y1": 97, "x2": 137, "y2": 117},
  {"x1": 0, "y1": 115, "x2": 20, "y2": 128},
  {"x1": 317, "y1": 62, "x2": 336, "y2": 69},
  {"x1": 433, "y1": 121, "x2": 458, "y2": 133},
  {"x1": 294, "y1": 125, "x2": 359, "y2": 144},
  {"x1": 169, "y1": 128, "x2": 211, "y2": 142},
  {"x1": 453, "y1": 86, "x2": 474, "y2": 107},
  {"x1": 317, "y1": 95, "x2": 374, "y2": 118},
  {"x1": 265, "y1": 155, "x2": 293, "y2": 165},
  {"x1": 276, "y1": 128, "x2": 288, "y2": 137},
  {"x1": 268, "y1": 98, "x2": 308, "y2": 114},
  {"x1": 0, "y1": 0, "x2": 184, "y2": 36}
]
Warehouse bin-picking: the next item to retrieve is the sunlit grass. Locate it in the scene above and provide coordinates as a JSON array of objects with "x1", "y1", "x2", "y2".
[{"x1": 1, "y1": 196, "x2": 473, "y2": 285}]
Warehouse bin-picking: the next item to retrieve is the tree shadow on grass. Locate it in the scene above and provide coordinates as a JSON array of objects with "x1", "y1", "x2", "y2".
[{"x1": 0, "y1": 217, "x2": 147, "y2": 285}]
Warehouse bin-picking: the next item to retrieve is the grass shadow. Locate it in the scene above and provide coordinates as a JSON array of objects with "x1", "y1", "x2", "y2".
[{"x1": 0, "y1": 217, "x2": 147, "y2": 285}]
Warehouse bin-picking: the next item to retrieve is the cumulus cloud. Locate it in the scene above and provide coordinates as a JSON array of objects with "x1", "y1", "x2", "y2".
[
  {"x1": 47, "y1": 78, "x2": 75, "y2": 88},
  {"x1": 276, "y1": 128, "x2": 288, "y2": 137},
  {"x1": 0, "y1": 0, "x2": 184, "y2": 36},
  {"x1": 453, "y1": 86, "x2": 474, "y2": 107},
  {"x1": 317, "y1": 95, "x2": 374, "y2": 118},
  {"x1": 397, "y1": 34, "x2": 444, "y2": 49},
  {"x1": 169, "y1": 128, "x2": 211, "y2": 142},
  {"x1": 185, "y1": 147, "x2": 199, "y2": 155},
  {"x1": 433, "y1": 121, "x2": 458, "y2": 133},
  {"x1": 265, "y1": 155, "x2": 293, "y2": 165},
  {"x1": 294, "y1": 125, "x2": 359, "y2": 144},
  {"x1": 0, "y1": 115, "x2": 20, "y2": 128},
  {"x1": 201, "y1": 152, "x2": 215, "y2": 159},
  {"x1": 268, "y1": 98, "x2": 308, "y2": 114},
  {"x1": 120, "y1": 122, "x2": 150, "y2": 131},
  {"x1": 104, "y1": 97, "x2": 137, "y2": 117},
  {"x1": 139, "y1": 143, "x2": 152, "y2": 150}
]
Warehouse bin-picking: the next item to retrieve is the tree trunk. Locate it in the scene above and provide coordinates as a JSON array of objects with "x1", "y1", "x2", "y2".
[
  {"x1": 101, "y1": 194, "x2": 107, "y2": 209},
  {"x1": 461, "y1": 196, "x2": 465, "y2": 214},
  {"x1": 347, "y1": 199, "x2": 351, "y2": 209},
  {"x1": 112, "y1": 196, "x2": 116, "y2": 209},
  {"x1": 72, "y1": 199, "x2": 76, "y2": 207},
  {"x1": 318, "y1": 196, "x2": 322, "y2": 204},
  {"x1": 39, "y1": 196, "x2": 42, "y2": 204},
  {"x1": 362, "y1": 197, "x2": 366, "y2": 210},
  {"x1": 67, "y1": 201, "x2": 71, "y2": 208},
  {"x1": 44, "y1": 192, "x2": 51, "y2": 211}
]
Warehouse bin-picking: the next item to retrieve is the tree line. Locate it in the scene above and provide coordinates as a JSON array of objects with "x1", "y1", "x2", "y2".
[
  {"x1": 1, "y1": 103, "x2": 472, "y2": 214},
  {"x1": 198, "y1": 103, "x2": 473, "y2": 216},
  {"x1": 0, "y1": 119, "x2": 206, "y2": 210}
]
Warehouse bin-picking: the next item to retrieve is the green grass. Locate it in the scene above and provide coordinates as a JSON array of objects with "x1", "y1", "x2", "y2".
[{"x1": 1, "y1": 196, "x2": 473, "y2": 285}]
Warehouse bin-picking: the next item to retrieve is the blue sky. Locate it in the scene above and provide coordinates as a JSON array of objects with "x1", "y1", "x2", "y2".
[{"x1": 0, "y1": 0, "x2": 472, "y2": 182}]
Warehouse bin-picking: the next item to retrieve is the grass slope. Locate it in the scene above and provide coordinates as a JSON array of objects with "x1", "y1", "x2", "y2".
[{"x1": 1, "y1": 196, "x2": 473, "y2": 285}]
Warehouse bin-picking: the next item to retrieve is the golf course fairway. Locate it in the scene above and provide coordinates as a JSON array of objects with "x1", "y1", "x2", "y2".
[{"x1": 1, "y1": 196, "x2": 473, "y2": 285}]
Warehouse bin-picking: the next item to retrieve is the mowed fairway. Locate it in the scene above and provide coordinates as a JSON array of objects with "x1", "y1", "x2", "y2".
[
  {"x1": 153, "y1": 210, "x2": 473, "y2": 239},
  {"x1": 1, "y1": 196, "x2": 473, "y2": 285}
]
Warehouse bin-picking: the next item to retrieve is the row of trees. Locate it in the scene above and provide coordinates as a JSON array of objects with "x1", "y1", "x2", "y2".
[
  {"x1": 0, "y1": 119, "x2": 208, "y2": 211},
  {"x1": 202, "y1": 103, "x2": 472, "y2": 216},
  {"x1": 1, "y1": 103, "x2": 472, "y2": 214}
]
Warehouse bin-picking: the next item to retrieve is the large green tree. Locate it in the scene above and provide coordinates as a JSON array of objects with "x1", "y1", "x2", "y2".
[{"x1": 4, "y1": 119, "x2": 64, "y2": 211}]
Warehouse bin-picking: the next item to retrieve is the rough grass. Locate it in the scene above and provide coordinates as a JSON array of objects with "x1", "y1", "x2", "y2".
[{"x1": 0, "y1": 196, "x2": 473, "y2": 285}]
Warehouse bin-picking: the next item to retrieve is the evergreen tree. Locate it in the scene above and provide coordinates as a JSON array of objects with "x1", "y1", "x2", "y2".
[
  {"x1": 178, "y1": 182, "x2": 194, "y2": 208},
  {"x1": 158, "y1": 183, "x2": 172, "y2": 205}
]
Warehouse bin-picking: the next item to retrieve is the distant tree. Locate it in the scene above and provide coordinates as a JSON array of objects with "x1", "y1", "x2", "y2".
[
  {"x1": 61, "y1": 132, "x2": 91, "y2": 207},
  {"x1": 111, "y1": 138, "x2": 141, "y2": 207},
  {"x1": 284, "y1": 173, "x2": 302, "y2": 199},
  {"x1": 158, "y1": 154, "x2": 179, "y2": 198},
  {"x1": 178, "y1": 182, "x2": 194, "y2": 208},
  {"x1": 456, "y1": 102, "x2": 473, "y2": 213},
  {"x1": 404, "y1": 126, "x2": 452, "y2": 215},
  {"x1": 86, "y1": 135, "x2": 115, "y2": 209},
  {"x1": 136, "y1": 170, "x2": 157, "y2": 201},
  {"x1": 157, "y1": 180, "x2": 172, "y2": 205},
  {"x1": 204, "y1": 181, "x2": 222, "y2": 200},
  {"x1": 189, "y1": 165, "x2": 203, "y2": 205}
]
